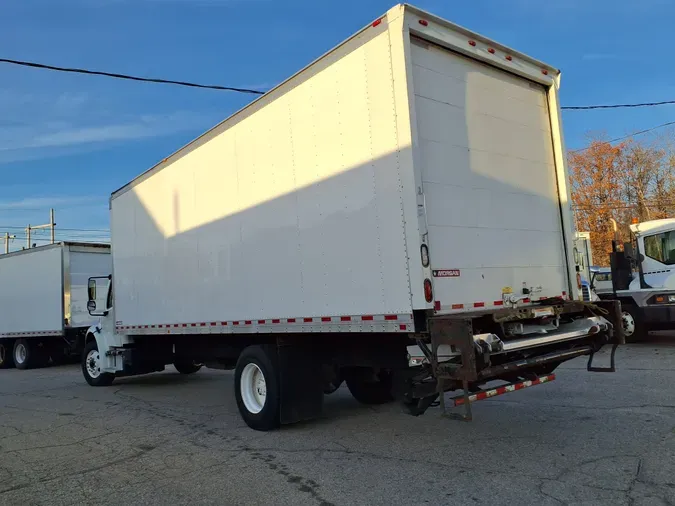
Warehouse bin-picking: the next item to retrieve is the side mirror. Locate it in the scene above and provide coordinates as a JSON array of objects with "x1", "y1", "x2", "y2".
[
  {"x1": 88, "y1": 278, "x2": 97, "y2": 301},
  {"x1": 87, "y1": 300, "x2": 97, "y2": 314}
]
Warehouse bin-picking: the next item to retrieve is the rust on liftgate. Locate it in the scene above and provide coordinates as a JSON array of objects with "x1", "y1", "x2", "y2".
[{"x1": 421, "y1": 299, "x2": 624, "y2": 421}]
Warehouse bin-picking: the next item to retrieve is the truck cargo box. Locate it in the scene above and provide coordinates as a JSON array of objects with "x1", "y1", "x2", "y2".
[
  {"x1": 110, "y1": 4, "x2": 576, "y2": 335},
  {"x1": 0, "y1": 242, "x2": 111, "y2": 337}
]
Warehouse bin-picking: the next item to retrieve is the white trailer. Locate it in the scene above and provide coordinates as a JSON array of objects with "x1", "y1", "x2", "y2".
[
  {"x1": 83, "y1": 4, "x2": 623, "y2": 430},
  {"x1": 0, "y1": 242, "x2": 111, "y2": 369}
]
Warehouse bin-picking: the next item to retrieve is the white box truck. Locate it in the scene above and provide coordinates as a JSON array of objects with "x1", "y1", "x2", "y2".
[
  {"x1": 0, "y1": 242, "x2": 111, "y2": 369},
  {"x1": 82, "y1": 4, "x2": 624, "y2": 430}
]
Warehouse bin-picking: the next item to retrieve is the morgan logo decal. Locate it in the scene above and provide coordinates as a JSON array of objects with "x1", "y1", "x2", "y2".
[{"x1": 432, "y1": 269, "x2": 460, "y2": 277}]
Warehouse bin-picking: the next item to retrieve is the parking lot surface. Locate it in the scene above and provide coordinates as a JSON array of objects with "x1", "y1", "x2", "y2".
[{"x1": 0, "y1": 337, "x2": 673, "y2": 506}]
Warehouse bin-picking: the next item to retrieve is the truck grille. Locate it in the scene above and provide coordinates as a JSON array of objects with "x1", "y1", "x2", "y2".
[{"x1": 581, "y1": 284, "x2": 591, "y2": 302}]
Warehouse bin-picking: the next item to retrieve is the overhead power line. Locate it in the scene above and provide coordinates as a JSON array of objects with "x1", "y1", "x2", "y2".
[
  {"x1": 568, "y1": 120, "x2": 675, "y2": 154},
  {"x1": 2, "y1": 56, "x2": 675, "y2": 111},
  {"x1": 0, "y1": 58, "x2": 265, "y2": 95},
  {"x1": 562, "y1": 100, "x2": 675, "y2": 111}
]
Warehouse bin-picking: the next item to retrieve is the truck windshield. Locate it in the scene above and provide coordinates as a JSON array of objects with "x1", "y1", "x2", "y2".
[{"x1": 644, "y1": 230, "x2": 675, "y2": 265}]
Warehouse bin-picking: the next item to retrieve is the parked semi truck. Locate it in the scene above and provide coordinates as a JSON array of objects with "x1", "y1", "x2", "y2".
[
  {"x1": 595, "y1": 218, "x2": 675, "y2": 341},
  {"x1": 82, "y1": 4, "x2": 623, "y2": 430},
  {"x1": 0, "y1": 242, "x2": 111, "y2": 369}
]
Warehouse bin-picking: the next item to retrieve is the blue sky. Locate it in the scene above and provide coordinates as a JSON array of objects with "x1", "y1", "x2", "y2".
[{"x1": 1, "y1": 0, "x2": 673, "y2": 250}]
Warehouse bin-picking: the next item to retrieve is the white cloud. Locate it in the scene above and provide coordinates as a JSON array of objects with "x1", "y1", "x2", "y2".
[
  {"x1": 0, "y1": 195, "x2": 104, "y2": 211},
  {"x1": 0, "y1": 110, "x2": 217, "y2": 163}
]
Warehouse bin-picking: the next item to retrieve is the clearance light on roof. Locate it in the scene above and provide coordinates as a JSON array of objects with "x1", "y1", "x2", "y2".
[
  {"x1": 542, "y1": 69, "x2": 549, "y2": 75},
  {"x1": 372, "y1": 18, "x2": 382, "y2": 27},
  {"x1": 505, "y1": 55, "x2": 513, "y2": 61},
  {"x1": 488, "y1": 48, "x2": 495, "y2": 54},
  {"x1": 418, "y1": 19, "x2": 429, "y2": 26},
  {"x1": 468, "y1": 40, "x2": 476, "y2": 47}
]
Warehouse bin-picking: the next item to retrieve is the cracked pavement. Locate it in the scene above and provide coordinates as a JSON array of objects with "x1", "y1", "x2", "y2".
[{"x1": 0, "y1": 336, "x2": 673, "y2": 506}]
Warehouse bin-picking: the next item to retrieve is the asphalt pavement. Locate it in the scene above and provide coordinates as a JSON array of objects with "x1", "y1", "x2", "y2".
[{"x1": 0, "y1": 335, "x2": 673, "y2": 506}]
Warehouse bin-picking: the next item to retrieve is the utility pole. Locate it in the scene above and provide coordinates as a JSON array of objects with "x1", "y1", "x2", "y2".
[
  {"x1": 25, "y1": 209, "x2": 56, "y2": 249},
  {"x1": 2, "y1": 233, "x2": 16, "y2": 254}
]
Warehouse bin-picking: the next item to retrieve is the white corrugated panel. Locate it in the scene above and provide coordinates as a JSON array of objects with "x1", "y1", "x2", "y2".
[
  {"x1": 111, "y1": 28, "x2": 413, "y2": 327},
  {"x1": 0, "y1": 246, "x2": 64, "y2": 335},
  {"x1": 411, "y1": 39, "x2": 567, "y2": 309}
]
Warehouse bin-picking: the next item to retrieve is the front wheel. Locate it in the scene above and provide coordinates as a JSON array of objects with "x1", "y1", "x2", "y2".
[
  {"x1": 82, "y1": 340, "x2": 115, "y2": 386},
  {"x1": 344, "y1": 367, "x2": 394, "y2": 405},
  {"x1": 622, "y1": 305, "x2": 646, "y2": 343},
  {"x1": 234, "y1": 345, "x2": 280, "y2": 431}
]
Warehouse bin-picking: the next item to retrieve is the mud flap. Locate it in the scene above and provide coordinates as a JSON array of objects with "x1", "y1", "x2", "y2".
[{"x1": 277, "y1": 343, "x2": 324, "y2": 425}]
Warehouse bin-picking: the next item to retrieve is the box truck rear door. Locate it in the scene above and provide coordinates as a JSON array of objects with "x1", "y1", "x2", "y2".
[{"x1": 411, "y1": 38, "x2": 567, "y2": 311}]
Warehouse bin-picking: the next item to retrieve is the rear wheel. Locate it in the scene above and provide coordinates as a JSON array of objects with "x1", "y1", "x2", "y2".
[
  {"x1": 0, "y1": 341, "x2": 15, "y2": 369},
  {"x1": 173, "y1": 359, "x2": 202, "y2": 375},
  {"x1": 344, "y1": 367, "x2": 394, "y2": 405},
  {"x1": 622, "y1": 304, "x2": 645, "y2": 343},
  {"x1": 82, "y1": 340, "x2": 115, "y2": 386},
  {"x1": 13, "y1": 339, "x2": 43, "y2": 370},
  {"x1": 234, "y1": 345, "x2": 280, "y2": 431}
]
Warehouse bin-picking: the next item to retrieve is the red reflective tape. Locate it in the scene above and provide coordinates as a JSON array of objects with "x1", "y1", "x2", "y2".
[
  {"x1": 321, "y1": 317, "x2": 331, "y2": 322},
  {"x1": 434, "y1": 301, "x2": 441, "y2": 311},
  {"x1": 221, "y1": 322, "x2": 227, "y2": 326},
  {"x1": 245, "y1": 321, "x2": 252, "y2": 325},
  {"x1": 190, "y1": 323, "x2": 196, "y2": 327},
  {"x1": 385, "y1": 315, "x2": 398, "y2": 321},
  {"x1": 200, "y1": 323, "x2": 206, "y2": 327},
  {"x1": 182, "y1": 324, "x2": 187, "y2": 327},
  {"x1": 340, "y1": 316, "x2": 351, "y2": 322},
  {"x1": 493, "y1": 301, "x2": 504, "y2": 306},
  {"x1": 258, "y1": 320, "x2": 266, "y2": 325},
  {"x1": 452, "y1": 304, "x2": 464, "y2": 310},
  {"x1": 304, "y1": 317, "x2": 313, "y2": 323},
  {"x1": 287, "y1": 318, "x2": 296, "y2": 323},
  {"x1": 523, "y1": 298, "x2": 531, "y2": 304},
  {"x1": 210, "y1": 322, "x2": 217, "y2": 326},
  {"x1": 144, "y1": 325, "x2": 149, "y2": 329},
  {"x1": 474, "y1": 302, "x2": 485, "y2": 308},
  {"x1": 361, "y1": 315, "x2": 374, "y2": 321},
  {"x1": 174, "y1": 324, "x2": 179, "y2": 328},
  {"x1": 399, "y1": 324, "x2": 407, "y2": 331},
  {"x1": 233, "y1": 321, "x2": 240, "y2": 326},
  {"x1": 151, "y1": 325, "x2": 156, "y2": 328},
  {"x1": 272, "y1": 319, "x2": 280, "y2": 324}
]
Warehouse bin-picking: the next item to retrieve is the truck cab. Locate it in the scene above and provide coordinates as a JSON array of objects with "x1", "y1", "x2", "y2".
[{"x1": 600, "y1": 218, "x2": 675, "y2": 341}]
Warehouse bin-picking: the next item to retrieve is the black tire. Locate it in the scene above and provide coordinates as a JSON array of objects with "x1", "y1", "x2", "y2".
[
  {"x1": 174, "y1": 360, "x2": 202, "y2": 375},
  {"x1": 0, "y1": 341, "x2": 15, "y2": 369},
  {"x1": 622, "y1": 304, "x2": 646, "y2": 343},
  {"x1": 344, "y1": 367, "x2": 395, "y2": 405},
  {"x1": 13, "y1": 339, "x2": 40, "y2": 370},
  {"x1": 81, "y1": 340, "x2": 115, "y2": 387},
  {"x1": 234, "y1": 345, "x2": 280, "y2": 431}
]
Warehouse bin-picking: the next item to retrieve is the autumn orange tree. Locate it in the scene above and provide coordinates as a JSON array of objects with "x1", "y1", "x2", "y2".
[{"x1": 569, "y1": 135, "x2": 675, "y2": 266}]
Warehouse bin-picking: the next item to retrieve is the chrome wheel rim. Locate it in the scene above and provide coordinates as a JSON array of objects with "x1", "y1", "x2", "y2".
[
  {"x1": 86, "y1": 349, "x2": 101, "y2": 379},
  {"x1": 622, "y1": 311, "x2": 635, "y2": 337},
  {"x1": 15, "y1": 343, "x2": 27, "y2": 365},
  {"x1": 240, "y1": 363, "x2": 266, "y2": 414}
]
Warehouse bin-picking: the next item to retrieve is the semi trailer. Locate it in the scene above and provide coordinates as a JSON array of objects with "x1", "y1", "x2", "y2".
[
  {"x1": 0, "y1": 242, "x2": 111, "y2": 369},
  {"x1": 82, "y1": 3, "x2": 624, "y2": 430}
]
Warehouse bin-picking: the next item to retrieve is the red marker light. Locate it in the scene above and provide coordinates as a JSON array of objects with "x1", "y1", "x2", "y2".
[
  {"x1": 488, "y1": 48, "x2": 495, "y2": 54},
  {"x1": 372, "y1": 18, "x2": 382, "y2": 27},
  {"x1": 468, "y1": 40, "x2": 476, "y2": 47},
  {"x1": 542, "y1": 69, "x2": 549, "y2": 75},
  {"x1": 505, "y1": 55, "x2": 513, "y2": 61},
  {"x1": 418, "y1": 19, "x2": 428, "y2": 26}
]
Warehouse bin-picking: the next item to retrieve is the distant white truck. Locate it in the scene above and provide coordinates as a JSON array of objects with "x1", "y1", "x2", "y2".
[
  {"x1": 81, "y1": 3, "x2": 623, "y2": 430},
  {"x1": 596, "y1": 218, "x2": 675, "y2": 341},
  {"x1": 0, "y1": 242, "x2": 111, "y2": 369}
]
